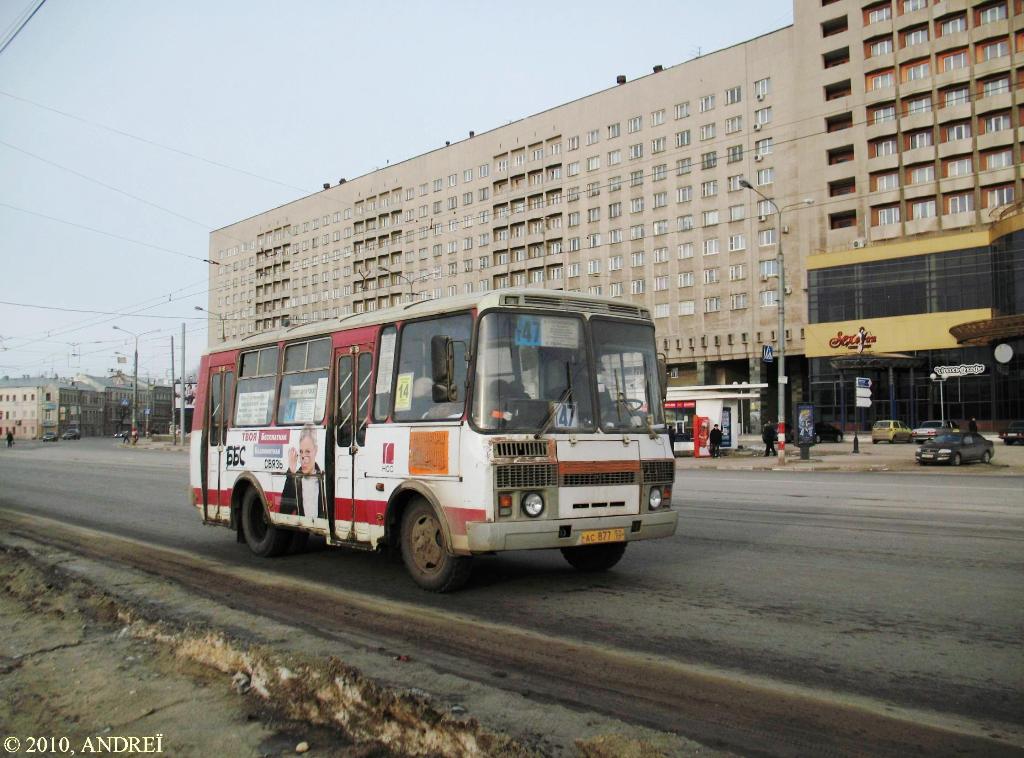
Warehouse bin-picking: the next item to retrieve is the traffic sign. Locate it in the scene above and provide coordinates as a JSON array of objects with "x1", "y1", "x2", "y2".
[
  {"x1": 762, "y1": 345, "x2": 774, "y2": 363},
  {"x1": 856, "y1": 397, "x2": 872, "y2": 408},
  {"x1": 855, "y1": 387, "x2": 871, "y2": 398},
  {"x1": 121, "y1": 399, "x2": 129, "y2": 406},
  {"x1": 856, "y1": 377, "x2": 872, "y2": 389}
]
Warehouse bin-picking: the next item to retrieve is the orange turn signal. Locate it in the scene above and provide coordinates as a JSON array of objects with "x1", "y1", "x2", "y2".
[{"x1": 498, "y1": 494, "x2": 513, "y2": 508}]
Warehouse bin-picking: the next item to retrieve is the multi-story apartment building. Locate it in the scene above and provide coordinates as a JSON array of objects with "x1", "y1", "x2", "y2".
[{"x1": 209, "y1": 0, "x2": 1022, "y2": 429}]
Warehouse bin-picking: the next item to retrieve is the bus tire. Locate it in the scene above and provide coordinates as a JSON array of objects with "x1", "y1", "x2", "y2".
[
  {"x1": 561, "y1": 542, "x2": 627, "y2": 572},
  {"x1": 241, "y1": 488, "x2": 291, "y2": 557},
  {"x1": 400, "y1": 499, "x2": 472, "y2": 592}
]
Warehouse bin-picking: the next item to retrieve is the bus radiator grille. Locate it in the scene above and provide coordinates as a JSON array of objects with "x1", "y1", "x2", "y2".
[
  {"x1": 561, "y1": 471, "x2": 637, "y2": 487},
  {"x1": 495, "y1": 463, "x2": 558, "y2": 489},
  {"x1": 641, "y1": 460, "x2": 676, "y2": 484}
]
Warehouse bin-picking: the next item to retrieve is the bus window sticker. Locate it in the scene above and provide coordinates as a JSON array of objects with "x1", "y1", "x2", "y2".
[
  {"x1": 541, "y1": 318, "x2": 579, "y2": 349},
  {"x1": 313, "y1": 377, "x2": 328, "y2": 421},
  {"x1": 395, "y1": 372, "x2": 414, "y2": 412},
  {"x1": 376, "y1": 331, "x2": 397, "y2": 394},
  {"x1": 287, "y1": 383, "x2": 319, "y2": 423},
  {"x1": 236, "y1": 390, "x2": 272, "y2": 425},
  {"x1": 514, "y1": 316, "x2": 540, "y2": 347}
]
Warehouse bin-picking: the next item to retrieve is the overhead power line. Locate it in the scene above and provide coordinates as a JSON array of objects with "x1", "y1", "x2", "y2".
[{"x1": 0, "y1": 0, "x2": 46, "y2": 57}]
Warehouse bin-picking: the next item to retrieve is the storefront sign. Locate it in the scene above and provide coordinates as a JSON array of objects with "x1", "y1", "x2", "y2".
[
  {"x1": 829, "y1": 327, "x2": 877, "y2": 353},
  {"x1": 932, "y1": 363, "x2": 985, "y2": 378}
]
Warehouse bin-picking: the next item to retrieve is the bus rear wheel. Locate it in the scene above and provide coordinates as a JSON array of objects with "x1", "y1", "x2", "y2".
[
  {"x1": 561, "y1": 542, "x2": 627, "y2": 572},
  {"x1": 241, "y1": 488, "x2": 291, "y2": 557},
  {"x1": 401, "y1": 499, "x2": 472, "y2": 592}
]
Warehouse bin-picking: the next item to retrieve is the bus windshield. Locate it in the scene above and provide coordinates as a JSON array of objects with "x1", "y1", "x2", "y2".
[
  {"x1": 591, "y1": 318, "x2": 663, "y2": 432},
  {"x1": 472, "y1": 312, "x2": 663, "y2": 434},
  {"x1": 473, "y1": 311, "x2": 595, "y2": 432}
]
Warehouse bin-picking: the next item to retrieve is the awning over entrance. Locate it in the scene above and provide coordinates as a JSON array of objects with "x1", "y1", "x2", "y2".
[
  {"x1": 949, "y1": 314, "x2": 1024, "y2": 346},
  {"x1": 827, "y1": 352, "x2": 924, "y2": 372}
]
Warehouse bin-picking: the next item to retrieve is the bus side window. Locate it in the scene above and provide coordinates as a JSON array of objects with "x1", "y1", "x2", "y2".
[
  {"x1": 357, "y1": 353, "x2": 372, "y2": 446},
  {"x1": 373, "y1": 326, "x2": 397, "y2": 420},
  {"x1": 337, "y1": 356, "x2": 353, "y2": 448},
  {"x1": 209, "y1": 373, "x2": 222, "y2": 446}
]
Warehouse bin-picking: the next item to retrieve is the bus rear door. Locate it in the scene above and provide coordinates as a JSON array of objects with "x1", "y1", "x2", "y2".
[
  {"x1": 334, "y1": 344, "x2": 373, "y2": 542},
  {"x1": 203, "y1": 366, "x2": 233, "y2": 522}
]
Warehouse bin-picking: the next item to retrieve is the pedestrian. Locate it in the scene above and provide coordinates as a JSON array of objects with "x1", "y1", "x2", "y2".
[
  {"x1": 709, "y1": 423, "x2": 723, "y2": 458},
  {"x1": 968, "y1": 417, "x2": 978, "y2": 434},
  {"x1": 762, "y1": 422, "x2": 777, "y2": 457},
  {"x1": 5, "y1": 430, "x2": 13, "y2": 448},
  {"x1": 131, "y1": 428, "x2": 139, "y2": 446},
  {"x1": 667, "y1": 422, "x2": 677, "y2": 456}
]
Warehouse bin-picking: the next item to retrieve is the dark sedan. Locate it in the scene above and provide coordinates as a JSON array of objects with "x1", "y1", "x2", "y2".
[
  {"x1": 999, "y1": 421, "x2": 1024, "y2": 445},
  {"x1": 61, "y1": 429, "x2": 81, "y2": 440},
  {"x1": 915, "y1": 432, "x2": 994, "y2": 466},
  {"x1": 41, "y1": 431, "x2": 58, "y2": 442}
]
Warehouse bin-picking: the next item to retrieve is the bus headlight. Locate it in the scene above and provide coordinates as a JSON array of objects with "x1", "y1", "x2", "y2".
[
  {"x1": 648, "y1": 487, "x2": 663, "y2": 510},
  {"x1": 521, "y1": 492, "x2": 545, "y2": 518}
]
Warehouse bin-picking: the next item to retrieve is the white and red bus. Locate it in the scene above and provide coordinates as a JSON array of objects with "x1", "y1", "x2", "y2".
[{"x1": 190, "y1": 289, "x2": 677, "y2": 591}]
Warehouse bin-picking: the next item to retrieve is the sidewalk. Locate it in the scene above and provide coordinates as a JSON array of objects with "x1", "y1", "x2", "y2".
[{"x1": 675, "y1": 434, "x2": 1024, "y2": 474}]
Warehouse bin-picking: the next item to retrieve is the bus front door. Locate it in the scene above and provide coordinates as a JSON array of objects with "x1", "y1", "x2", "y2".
[{"x1": 334, "y1": 347, "x2": 373, "y2": 543}]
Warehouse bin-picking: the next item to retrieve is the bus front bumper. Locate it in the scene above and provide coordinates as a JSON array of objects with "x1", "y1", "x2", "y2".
[{"x1": 465, "y1": 509, "x2": 678, "y2": 553}]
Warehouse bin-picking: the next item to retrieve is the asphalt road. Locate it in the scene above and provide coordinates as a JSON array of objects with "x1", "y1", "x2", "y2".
[{"x1": 1, "y1": 439, "x2": 1022, "y2": 742}]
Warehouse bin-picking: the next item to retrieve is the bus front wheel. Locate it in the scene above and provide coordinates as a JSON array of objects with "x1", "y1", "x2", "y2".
[
  {"x1": 241, "y1": 488, "x2": 291, "y2": 557},
  {"x1": 561, "y1": 542, "x2": 627, "y2": 572},
  {"x1": 400, "y1": 499, "x2": 472, "y2": 592}
]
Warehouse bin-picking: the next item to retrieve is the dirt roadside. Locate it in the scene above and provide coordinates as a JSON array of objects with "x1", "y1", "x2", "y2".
[{"x1": 0, "y1": 537, "x2": 716, "y2": 758}]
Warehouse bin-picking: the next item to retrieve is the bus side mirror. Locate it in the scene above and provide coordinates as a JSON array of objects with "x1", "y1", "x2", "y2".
[
  {"x1": 431, "y1": 335, "x2": 457, "y2": 402},
  {"x1": 657, "y1": 356, "x2": 668, "y2": 401}
]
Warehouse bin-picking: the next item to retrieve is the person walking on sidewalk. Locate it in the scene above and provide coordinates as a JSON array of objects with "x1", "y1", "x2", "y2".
[
  {"x1": 762, "y1": 423, "x2": 777, "y2": 457},
  {"x1": 709, "y1": 424, "x2": 723, "y2": 458},
  {"x1": 968, "y1": 417, "x2": 978, "y2": 434},
  {"x1": 5, "y1": 430, "x2": 12, "y2": 448}
]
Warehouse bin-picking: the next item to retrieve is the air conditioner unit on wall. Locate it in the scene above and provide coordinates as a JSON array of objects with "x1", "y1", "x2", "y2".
[
  {"x1": 756, "y1": 93, "x2": 766, "y2": 101},
  {"x1": 852, "y1": 238, "x2": 866, "y2": 249},
  {"x1": 754, "y1": 154, "x2": 764, "y2": 162},
  {"x1": 753, "y1": 123, "x2": 762, "y2": 131}
]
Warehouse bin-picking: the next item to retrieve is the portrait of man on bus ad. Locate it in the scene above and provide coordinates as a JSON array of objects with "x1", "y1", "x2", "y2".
[{"x1": 280, "y1": 424, "x2": 326, "y2": 519}]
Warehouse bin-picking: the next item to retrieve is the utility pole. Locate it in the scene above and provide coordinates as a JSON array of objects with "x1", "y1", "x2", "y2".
[
  {"x1": 180, "y1": 323, "x2": 186, "y2": 444},
  {"x1": 113, "y1": 326, "x2": 156, "y2": 441},
  {"x1": 170, "y1": 335, "x2": 176, "y2": 443}
]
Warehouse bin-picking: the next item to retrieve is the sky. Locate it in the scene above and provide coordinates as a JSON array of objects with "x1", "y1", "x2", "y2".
[{"x1": 0, "y1": 0, "x2": 793, "y2": 383}]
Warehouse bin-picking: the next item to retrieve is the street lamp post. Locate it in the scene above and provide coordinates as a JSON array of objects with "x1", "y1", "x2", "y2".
[
  {"x1": 112, "y1": 326, "x2": 156, "y2": 440},
  {"x1": 194, "y1": 306, "x2": 226, "y2": 342},
  {"x1": 739, "y1": 180, "x2": 813, "y2": 465}
]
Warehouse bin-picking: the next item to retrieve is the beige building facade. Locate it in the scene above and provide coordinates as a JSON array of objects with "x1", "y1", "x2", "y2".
[{"x1": 209, "y1": 0, "x2": 1022, "y2": 428}]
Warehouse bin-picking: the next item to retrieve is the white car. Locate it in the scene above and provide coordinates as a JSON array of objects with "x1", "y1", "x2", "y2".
[{"x1": 912, "y1": 419, "x2": 957, "y2": 443}]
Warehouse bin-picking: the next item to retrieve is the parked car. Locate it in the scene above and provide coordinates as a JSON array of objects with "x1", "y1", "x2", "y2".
[
  {"x1": 785, "y1": 422, "x2": 844, "y2": 444},
  {"x1": 41, "y1": 431, "x2": 58, "y2": 442},
  {"x1": 871, "y1": 419, "x2": 912, "y2": 444},
  {"x1": 911, "y1": 419, "x2": 958, "y2": 443},
  {"x1": 61, "y1": 429, "x2": 81, "y2": 440},
  {"x1": 916, "y1": 432, "x2": 994, "y2": 466},
  {"x1": 999, "y1": 420, "x2": 1024, "y2": 445}
]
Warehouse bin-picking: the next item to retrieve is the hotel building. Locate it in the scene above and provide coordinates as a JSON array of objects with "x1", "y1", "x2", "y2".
[{"x1": 209, "y1": 0, "x2": 1022, "y2": 429}]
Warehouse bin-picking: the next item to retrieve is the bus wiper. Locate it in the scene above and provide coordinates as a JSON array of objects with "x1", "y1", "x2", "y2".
[{"x1": 534, "y1": 363, "x2": 576, "y2": 440}]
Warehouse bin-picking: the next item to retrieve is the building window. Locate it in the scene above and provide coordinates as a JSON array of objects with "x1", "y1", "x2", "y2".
[
  {"x1": 677, "y1": 186, "x2": 692, "y2": 203},
  {"x1": 703, "y1": 238, "x2": 720, "y2": 256},
  {"x1": 728, "y1": 234, "x2": 746, "y2": 252},
  {"x1": 910, "y1": 198, "x2": 937, "y2": 219},
  {"x1": 939, "y1": 49, "x2": 968, "y2": 72},
  {"x1": 701, "y1": 151, "x2": 717, "y2": 170},
  {"x1": 607, "y1": 122, "x2": 620, "y2": 139},
  {"x1": 945, "y1": 191, "x2": 974, "y2": 214},
  {"x1": 678, "y1": 242, "x2": 694, "y2": 259},
  {"x1": 980, "y1": 39, "x2": 1009, "y2": 62},
  {"x1": 874, "y1": 204, "x2": 901, "y2": 226},
  {"x1": 759, "y1": 289, "x2": 778, "y2": 307},
  {"x1": 699, "y1": 94, "x2": 715, "y2": 112},
  {"x1": 901, "y1": 25, "x2": 928, "y2": 47},
  {"x1": 731, "y1": 293, "x2": 749, "y2": 310},
  {"x1": 627, "y1": 115, "x2": 642, "y2": 133},
  {"x1": 725, "y1": 116, "x2": 742, "y2": 134},
  {"x1": 984, "y1": 185, "x2": 1014, "y2": 208},
  {"x1": 905, "y1": 94, "x2": 932, "y2": 115},
  {"x1": 754, "y1": 78, "x2": 771, "y2": 98},
  {"x1": 939, "y1": 13, "x2": 966, "y2": 35},
  {"x1": 678, "y1": 300, "x2": 695, "y2": 316},
  {"x1": 700, "y1": 123, "x2": 715, "y2": 141},
  {"x1": 678, "y1": 272, "x2": 694, "y2": 287},
  {"x1": 651, "y1": 109, "x2": 665, "y2": 126},
  {"x1": 977, "y1": 2, "x2": 1008, "y2": 23},
  {"x1": 754, "y1": 106, "x2": 772, "y2": 125},
  {"x1": 703, "y1": 268, "x2": 720, "y2": 284},
  {"x1": 701, "y1": 180, "x2": 718, "y2": 198},
  {"x1": 907, "y1": 164, "x2": 935, "y2": 184},
  {"x1": 983, "y1": 148, "x2": 1013, "y2": 170},
  {"x1": 704, "y1": 297, "x2": 721, "y2": 313},
  {"x1": 944, "y1": 121, "x2": 971, "y2": 142},
  {"x1": 873, "y1": 170, "x2": 899, "y2": 191},
  {"x1": 981, "y1": 76, "x2": 1010, "y2": 98},
  {"x1": 631, "y1": 279, "x2": 645, "y2": 295}
]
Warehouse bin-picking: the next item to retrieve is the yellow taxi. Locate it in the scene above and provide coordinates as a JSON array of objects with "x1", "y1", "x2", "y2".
[{"x1": 871, "y1": 419, "x2": 912, "y2": 444}]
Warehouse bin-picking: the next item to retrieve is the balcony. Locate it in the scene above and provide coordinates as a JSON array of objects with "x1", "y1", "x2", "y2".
[
  {"x1": 904, "y1": 217, "x2": 940, "y2": 236},
  {"x1": 937, "y1": 138, "x2": 972, "y2": 158},
  {"x1": 941, "y1": 211, "x2": 975, "y2": 230},
  {"x1": 900, "y1": 110, "x2": 934, "y2": 132},
  {"x1": 977, "y1": 129, "x2": 1015, "y2": 152}
]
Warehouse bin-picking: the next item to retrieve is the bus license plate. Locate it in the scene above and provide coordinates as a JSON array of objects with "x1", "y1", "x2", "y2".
[{"x1": 579, "y1": 528, "x2": 625, "y2": 545}]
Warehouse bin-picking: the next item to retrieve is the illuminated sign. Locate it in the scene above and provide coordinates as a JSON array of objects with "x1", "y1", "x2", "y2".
[{"x1": 829, "y1": 327, "x2": 877, "y2": 353}]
